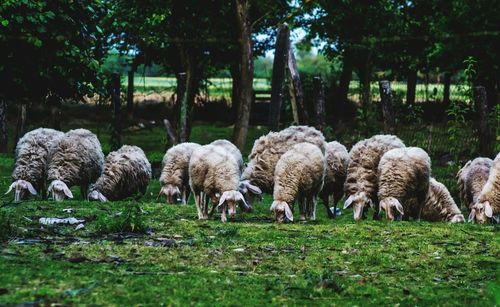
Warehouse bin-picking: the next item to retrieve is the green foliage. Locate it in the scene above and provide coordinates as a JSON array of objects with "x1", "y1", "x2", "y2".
[
  {"x1": 0, "y1": 210, "x2": 17, "y2": 242},
  {"x1": 95, "y1": 203, "x2": 147, "y2": 235}
]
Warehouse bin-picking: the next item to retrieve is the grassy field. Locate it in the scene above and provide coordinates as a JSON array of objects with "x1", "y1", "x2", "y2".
[
  {"x1": 126, "y1": 76, "x2": 469, "y2": 103},
  {"x1": 0, "y1": 122, "x2": 498, "y2": 305}
]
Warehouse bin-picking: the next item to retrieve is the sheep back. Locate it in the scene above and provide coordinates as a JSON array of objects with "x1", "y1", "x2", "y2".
[
  {"x1": 457, "y1": 157, "x2": 493, "y2": 209},
  {"x1": 321, "y1": 141, "x2": 350, "y2": 196},
  {"x1": 478, "y1": 152, "x2": 500, "y2": 214},
  {"x1": 210, "y1": 139, "x2": 243, "y2": 173},
  {"x1": 160, "y1": 142, "x2": 201, "y2": 188},
  {"x1": 92, "y1": 145, "x2": 152, "y2": 200},
  {"x1": 421, "y1": 178, "x2": 463, "y2": 222},
  {"x1": 273, "y1": 142, "x2": 326, "y2": 204}
]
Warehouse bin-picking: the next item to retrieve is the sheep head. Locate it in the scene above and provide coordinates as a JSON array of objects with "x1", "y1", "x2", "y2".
[
  {"x1": 270, "y1": 200, "x2": 293, "y2": 223},
  {"x1": 343, "y1": 192, "x2": 373, "y2": 221},
  {"x1": 88, "y1": 190, "x2": 108, "y2": 202},
  {"x1": 157, "y1": 185, "x2": 181, "y2": 204},
  {"x1": 238, "y1": 180, "x2": 262, "y2": 206},
  {"x1": 216, "y1": 191, "x2": 249, "y2": 222},
  {"x1": 450, "y1": 214, "x2": 465, "y2": 223},
  {"x1": 48, "y1": 180, "x2": 73, "y2": 202},
  {"x1": 468, "y1": 201, "x2": 493, "y2": 224},
  {"x1": 379, "y1": 197, "x2": 404, "y2": 221},
  {"x1": 5, "y1": 180, "x2": 37, "y2": 202}
]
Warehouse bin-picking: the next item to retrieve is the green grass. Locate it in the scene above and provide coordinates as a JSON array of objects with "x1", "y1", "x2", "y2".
[{"x1": 0, "y1": 123, "x2": 498, "y2": 305}]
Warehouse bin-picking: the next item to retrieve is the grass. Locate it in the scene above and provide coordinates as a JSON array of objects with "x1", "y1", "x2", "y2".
[{"x1": 0, "y1": 121, "x2": 498, "y2": 305}]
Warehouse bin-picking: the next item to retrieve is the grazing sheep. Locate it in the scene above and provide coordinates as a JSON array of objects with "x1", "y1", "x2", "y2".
[
  {"x1": 469, "y1": 152, "x2": 500, "y2": 224},
  {"x1": 241, "y1": 126, "x2": 325, "y2": 203},
  {"x1": 320, "y1": 141, "x2": 350, "y2": 219},
  {"x1": 6, "y1": 128, "x2": 63, "y2": 201},
  {"x1": 421, "y1": 178, "x2": 465, "y2": 223},
  {"x1": 158, "y1": 142, "x2": 201, "y2": 204},
  {"x1": 189, "y1": 145, "x2": 249, "y2": 222},
  {"x1": 457, "y1": 157, "x2": 493, "y2": 210},
  {"x1": 88, "y1": 145, "x2": 152, "y2": 201},
  {"x1": 210, "y1": 139, "x2": 244, "y2": 173},
  {"x1": 378, "y1": 147, "x2": 431, "y2": 221},
  {"x1": 47, "y1": 129, "x2": 104, "y2": 201},
  {"x1": 343, "y1": 134, "x2": 405, "y2": 221},
  {"x1": 271, "y1": 143, "x2": 326, "y2": 223}
]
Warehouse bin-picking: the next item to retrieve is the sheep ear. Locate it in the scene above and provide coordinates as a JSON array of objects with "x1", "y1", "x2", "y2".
[
  {"x1": 236, "y1": 191, "x2": 251, "y2": 212},
  {"x1": 98, "y1": 192, "x2": 108, "y2": 202},
  {"x1": 246, "y1": 183, "x2": 262, "y2": 195},
  {"x1": 26, "y1": 182, "x2": 37, "y2": 195},
  {"x1": 368, "y1": 198, "x2": 374, "y2": 208},
  {"x1": 468, "y1": 209, "x2": 476, "y2": 223},
  {"x1": 395, "y1": 201, "x2": 404, "y2": 215},
  {"x1": 63, "y1": 186, "x2": 74, "y2": 199},
  {"x1": 47, "y1": 181, "x2": 54, "y2": 193},
  {"x1": 174, "y1": 186, "x2": 181, "y2": 195},
  {"x1": 343, "y1": 195, "x2": 354, "y2": 209},
  {"x1": 5, "y1": 182, "x2": 16, "y2": 195},
  {"x1": 284, "y1": 203, "x2": 293, "y2": 222},
  {"x1": 484, "y1": 202, "x2": 493, "y2": 218},
  {"x1": 217, "y1": 192, "x2": 227, "y2": 207}
]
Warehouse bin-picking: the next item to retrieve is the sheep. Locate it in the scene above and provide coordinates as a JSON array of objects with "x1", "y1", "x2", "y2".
[
  {"x1": 46, "y1": 129, "x2": 104, "y2": 201},
  {"x1": 319, "y1": 141, "x2": 350, "y2": 219},
  {"x1": 88, "y1": 145, "x2": 152, "y2": 201},
  {"x1": 189, "y1": 144, "x2": 249, "y2": 222},
  {"x1": 377, "y1": 147, "x2": 431, "y2": 221},
  {"x1": 241, "y1": 126, "x2": 325, "y2": 203},
  {"x1": 210, "y1": 139, "x2": 244, "y2": 173},
  {"x1": 421, "y1": 178, "x2": 465, "y2": 223},
  {"x1": 158, "y1": 142, "x2": 201, "y2": 204},
  {"x1": 271, "y1": 142, "x2": 326, "y2": 223},
  {"x1": 469, "y1": 152, "x2": 500, "y2": 224},
  {"x1": 457, "y1": 157, "x2": 493, "y2": 211},
  {"x1": 6, "y1": 128, "x2": 63, "y2": 201},
  {"x1": 343, "y1": 134, "x2": 405, "y2": 221}
]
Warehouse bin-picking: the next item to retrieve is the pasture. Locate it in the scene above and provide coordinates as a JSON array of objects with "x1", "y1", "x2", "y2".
[{"x1": 0, "y1": 122, "x2": 498, "y2": 305}]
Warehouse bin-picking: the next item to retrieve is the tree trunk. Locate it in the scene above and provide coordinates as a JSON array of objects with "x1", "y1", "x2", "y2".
[
  {"x1": 379, "y1": 80, "x2": 396, "y2": 134},
  {"x1": 443, "y1": 72, "x2": 451, "y2": 107},
  {"x1": 313, "y1": 76, "x2": 326, "y2": 132},
  {"x1": 232, "y1": 0, "x2": 254, "y2": 151},
  {"x1": 13, "y1": 103, "x2": 27, "y2": 151},
  {"x1": 230, "y1": 63, "x2": 241, "y2": 123},
  {"x1": 406, "y1": 69, "x2": 417, "y2": 105},
  {"x1": 336, "y1": 53, "x2": 353, "y2": 119},
  {"x1": 177, "y1": 72, "x2": 188, "y2": 142},
  {"x1": 0, "y1": 97, "x2": 7, "y2": 153},
  {"x1": 127, "y1": 69, "x2": 135, "y2": 117},
  {"x1": 110, "y1": 73, "x2": 122, "y2": 151},
  {"x1": 474, "y1": 86, "x2": 492, "y2": 156},
  {"x1": 268, "y1": 23, "x2": 289, "y2": 132},
  {"x1": 358, "y1": 55, "x2": 372, "y2": 111},
  {"x1": 287, "y1": 47, "x2": 308, "y2": 124},
  {"x1": 48, "y1": 94, "x2": 62, "y2": 130}
]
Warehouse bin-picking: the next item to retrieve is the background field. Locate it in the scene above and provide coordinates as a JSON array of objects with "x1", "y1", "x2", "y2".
[{"x1": 0, "y1": 121, "x2": 498, "y2": 305}]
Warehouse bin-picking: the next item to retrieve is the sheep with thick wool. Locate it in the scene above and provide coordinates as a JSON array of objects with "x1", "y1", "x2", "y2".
[
  {"x1": 189, "y1": 144, "x2": 249, "y2": 222},
  {"x1": 469, "y1": 152, "x2": 500, "y2": 224},
  {"x1": 158, "y1": 142, "x2": 201, "y2": 204},
  {"x1": 241, "y1": 126, "x2": 325, "y2": 203},
  {"x1": 377, "y1": 147, "x2": 431, "y2": 221},
  {"x1": 319, "y1": 141, "x2": 350, "y2": 218},
  {"x1": 344, "y1": 134, "x2": 405, "y2": 220},
  {"x1": 457, "y1": 157, "x2": 493, "y2": 211},
  {"x1": 46, "y1": 129, "x2": 104, "y2": 201},
  {"x1": 210, "y1": 139, "x2": 244, "y2": 173},
  {"x1": 6, "y1": 128, "x2": 64, "y2": 201},
  {"x1": 271, "y1": 142, "x2": 326, "y2": 223},
  {"x1": 421, "y1": 178, "x2": 465, "y2": 223},
  {"x1": 88, "y1": 145, "x2": 151, "y2": 202}
]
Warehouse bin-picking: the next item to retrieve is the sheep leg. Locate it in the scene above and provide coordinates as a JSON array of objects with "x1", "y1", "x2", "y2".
[
  {"x1": 81, "y1": 184, "x2": 89, "y2": 201},
  {"x1": 185, "y1": 187, "x2": 191, "y2": 205},
  {"x1": 181, "y1": 187, "x2": 187, "y2": 205},
  {"x1": 194, "y1": 193, "x2": 204, "y2": 219},
  {"x1": 221, "y1": 205, "x2": 227, "y2": 222},
  {"x1": 322, "y1": 194, "x2": 335, "y2": 219},
  {"x1": 309, "y1": 196, "x2": 317, "y2": 221},
  {"x1": 299, "y1": 197, "x2": 306, "y2": 221},
  {"x1": 201, "y1": 193, "x2": 209, "y2": 219}
]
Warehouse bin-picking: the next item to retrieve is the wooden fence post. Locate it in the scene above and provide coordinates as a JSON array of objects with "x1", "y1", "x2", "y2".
[
  {"x1": 379, "y1": 80, "x2": 396, "y2": 134},
  {"x1": 268, "y1": 23, "x2": 289, "y2": 131},
  {"x1": 313, "y1": 76, "x2": 326, "y2": 132},
  {"x1": 110, "y1": 73, "x2": 122, "y2": 151},
  {"x1": 288, "y1": 47, "x2": 309, "y2": 125},
  {"x1": 127, "y1": 69, "x2": 134, "y2": 116},
  {"x1": 177, "y1": 72, "x2": 188, "y2": 142},
  {"x1": 474, "y1": 86, "x2": 492, "y2": 156},
  {"x1": 0, "y1": 96, "x2": 7, "y2": 153}
]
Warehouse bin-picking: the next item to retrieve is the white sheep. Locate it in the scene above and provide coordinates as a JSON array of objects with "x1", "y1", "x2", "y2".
[
  {"x1": 6, "y1": 128, "x2": 63, "y2": 201},
  {"x1": 241, "y1": 126, "x2": 325, "y2": 203},
  {"x1": 271, "y1": 142, "x2": 326, "y2": 223},
  {"x1": 158, "y1": 142, "x2": 201, "y2": 204},
  {"x1": 189, "y1": 144, "x2": 249, "y2": 222},
  {"x1": 377, "y1": 147, "x2": 431, "y2": 221},
  {"x1": 469, "y1": 152, "x2": 500, "y2": 224},
  {"x1": 210, "y1": 139, "x2": 244, "y2": 173},
  {"x1": 47, "y1": 129, "x2": 104, "y2": 201},
  {"x1": 343, "y1": 134, "x2": 405, "y2": 221},
  {"x1": 319, "y1": 141, "x2": 350, "y2": 218},
  {"x1": 457, "y1": 157, "x2": 493, "y2": 211},
  {"x1": 420, "y1": 178, "x2": 465, "y2": 223},
  {"x1": 88, "y1": 145, "x2": 152, "y2": 201}
]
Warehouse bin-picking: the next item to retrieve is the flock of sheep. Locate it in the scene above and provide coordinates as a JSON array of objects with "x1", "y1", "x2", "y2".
[{"x1": 6, "y1": 126, "x2": 499, "y2": 225}]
